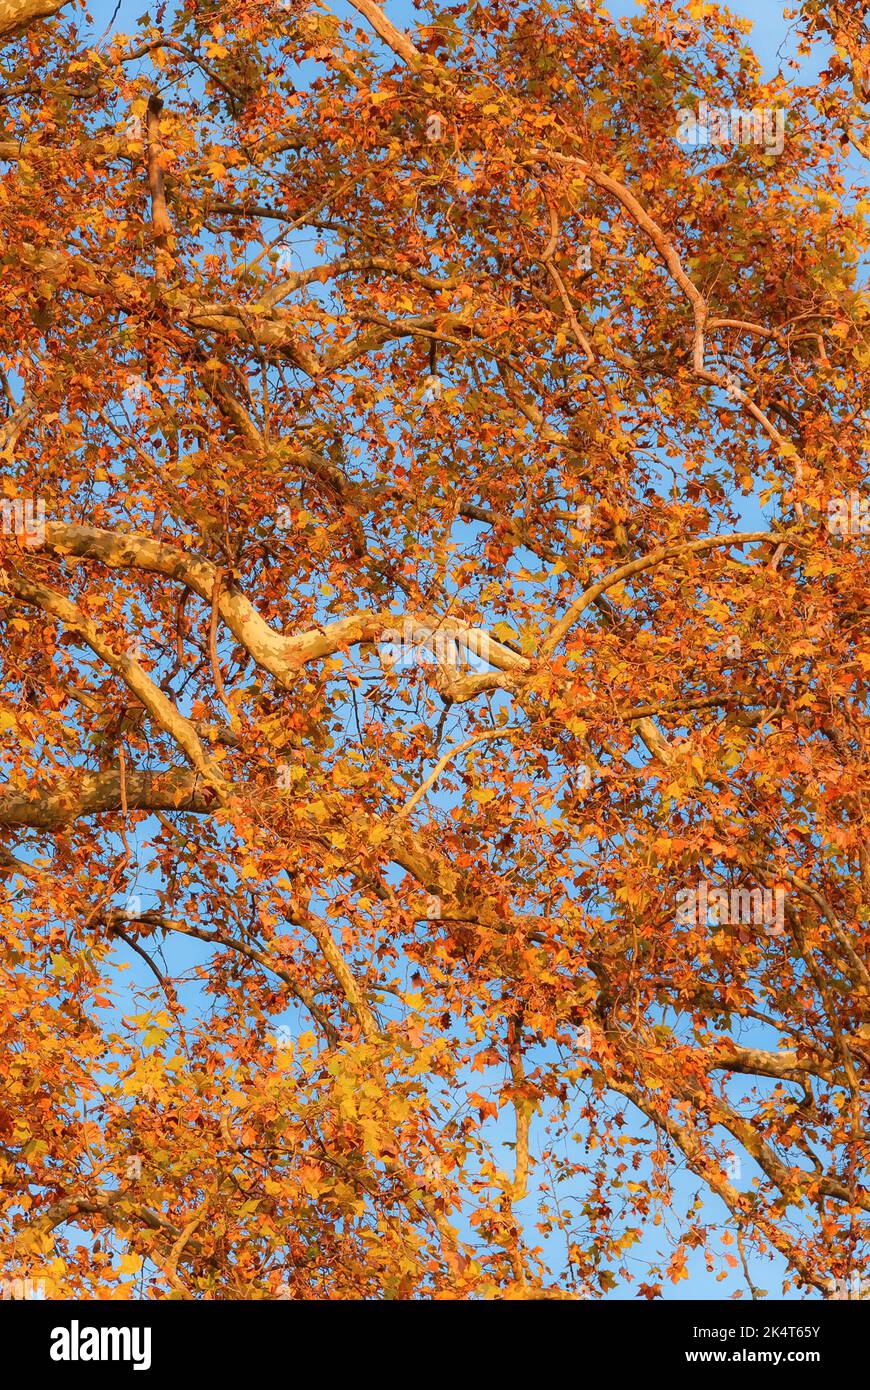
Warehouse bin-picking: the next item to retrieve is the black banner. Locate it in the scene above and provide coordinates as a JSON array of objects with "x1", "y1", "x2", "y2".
[{"x1": 1, "y1": 1296, "x2": 863, "y2": 1379}]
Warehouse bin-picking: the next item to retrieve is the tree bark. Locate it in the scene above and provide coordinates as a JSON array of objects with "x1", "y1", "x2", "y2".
[{"x1": 0, "y1": 0, "x2": 68, "y2": 39}]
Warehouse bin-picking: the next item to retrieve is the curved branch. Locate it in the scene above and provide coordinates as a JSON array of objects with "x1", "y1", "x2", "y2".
[
  {"x1": 540, "y1": 531, "x2": 789, "y2": 658},
  {"x1": 32, "y1": 520, "x2": 525, "y2": 681},
  {"x1": 0, "y1": 568, "x2": 228, "y2": 800}
]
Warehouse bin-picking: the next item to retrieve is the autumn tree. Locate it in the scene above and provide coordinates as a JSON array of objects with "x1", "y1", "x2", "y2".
[{"x1": 0, "y1": 0, "x2": 868, "y2": 1299}]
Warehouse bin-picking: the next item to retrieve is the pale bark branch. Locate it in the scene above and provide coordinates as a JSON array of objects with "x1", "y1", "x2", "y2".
[
  {"x1": 32, "y1": 520, "x2": 525, "y2": 682},
  {"x1": 344, "y1": 0, "x2": 423, "y2": 67},
  {"x1": 0, "y1": 569, "x2": 228, "y2": 800},
  {"x1": 0, "y1": 0, "x2": 67, "y2": 39},
  {"x1": 395, "y1": 728, "x2": 520, "y2": 820},
  {"x1": 540, "y1": 531, "x2": 788, "y2": 658}
]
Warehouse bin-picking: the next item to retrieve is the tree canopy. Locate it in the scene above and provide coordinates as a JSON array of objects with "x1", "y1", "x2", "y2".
[{"x1": 0, "y1": 0, "x2": 868, "y2": 1299}]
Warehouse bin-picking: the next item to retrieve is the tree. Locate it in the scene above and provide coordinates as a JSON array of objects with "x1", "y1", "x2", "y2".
[{"x1": 0, "y1": 0, "x2": 867, "y2": 1300}]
